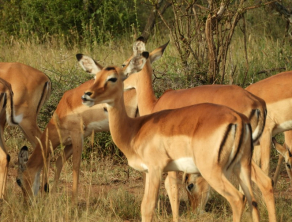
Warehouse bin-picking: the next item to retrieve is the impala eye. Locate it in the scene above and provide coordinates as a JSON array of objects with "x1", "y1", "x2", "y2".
[
  {"x1": 108, "y1": 78, "x2": 117, "y2": 83},
  {"x1": 122, "y1": 64, "x2": 126, "y2": 68},
  {"x1": 286, "y1": 163, "x2": 291, "y2": 169}
]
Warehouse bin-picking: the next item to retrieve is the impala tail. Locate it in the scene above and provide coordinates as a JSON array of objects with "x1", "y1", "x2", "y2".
[
  {"x1": 0, "y1": 79, "x2": 21, "y2": 126},
  {"x1": 249, "y1": 107, "x2": 266, "y2": 144},
  {"x1": 36, "y1": 80, "x2": 52, "y2": 115},
  {"x1": 219, "y1": 119, "x2": 252, "y2": 170}
]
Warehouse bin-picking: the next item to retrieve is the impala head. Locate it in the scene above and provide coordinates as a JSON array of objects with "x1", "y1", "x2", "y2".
[
  {"x1": 184, "y1": 173, "x2": 210, "y2": 213},
  {"x1": 272, "y1": 138, "x2": 292, "y2": 171},
  {"x1": 16, "y1": 146, "x2": 38, "y2": 201},
  {"x1": 122, "y1": 36, "x2": 146, "y2": 67},
  {"x1": 82, "y1": 52, "x2": 150, "y2": 107},
  {"x1": 82, "y1": 66, "x2": 126, "y2": 107}
]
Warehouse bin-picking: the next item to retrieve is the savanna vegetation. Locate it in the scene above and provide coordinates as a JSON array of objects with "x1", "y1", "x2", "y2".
[{"x1": 0, "y1": 0, "x2": 292, "y2": 221}]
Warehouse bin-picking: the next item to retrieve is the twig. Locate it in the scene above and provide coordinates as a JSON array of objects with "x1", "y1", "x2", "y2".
[{"x1": 257, "y1": 67, "x2": 286, "y2": 75}]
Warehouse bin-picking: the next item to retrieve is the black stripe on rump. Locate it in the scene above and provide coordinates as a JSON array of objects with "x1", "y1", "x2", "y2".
[
  {"x1": 227, "y1": 122, "x2": 244, "y2": 170},
  {"x1": 36, "y1": 81, "x2": 50, "y2": 114},
  {"x1": 218, "y1": 124, "x2": 233, "y2": 163}
]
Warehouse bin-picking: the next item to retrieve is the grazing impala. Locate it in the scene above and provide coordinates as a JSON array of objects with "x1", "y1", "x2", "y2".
[
  {"x1": 80, "y1": 57, "x2": 261, "y2": 221},
  {"x1": 245, "y1": 71, "x2": 292, "y2": 177},
  {"x1": 271, "y1": 132, "x2": 292, "y2": 185},
  {"x1": 120, "y1": 38, "x2": 276, "y2": 221},
  {"x1": 0, "y1": 63, "x2": 51, "y2": 148},
  {"x1": 0, "y1": 78, "x2": 21, "y2": 198},
  {"x1": 16, "y1": 43, "x2": 166, "y2": 202}
]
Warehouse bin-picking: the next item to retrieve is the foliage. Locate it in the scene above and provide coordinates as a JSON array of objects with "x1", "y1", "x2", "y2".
[{"x1": 0, "y1": 0, "x2": 141, "y2": 45}]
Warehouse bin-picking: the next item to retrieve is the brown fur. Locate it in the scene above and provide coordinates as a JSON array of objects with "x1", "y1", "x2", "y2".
[
  {"x1": 246, "y1": 71, "x2": 292, "y2": 177},
  {"x1": 0, "y1": 78, "x2": 18, "y2": 198},
  {"x1": 0, "y1": 62, "x2": 51, "y2": 147},
  {"x1": 81, "y1": 65, "x2": 260, "y2": 222}
]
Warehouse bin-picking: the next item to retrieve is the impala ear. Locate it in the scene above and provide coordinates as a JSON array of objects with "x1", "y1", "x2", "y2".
[
  {"x1": 76, "y1": 54, "x2": 104, "y2": 77},
  {"x1": 149, "y1": 40, "x2": 169, "y2": 64},
  {"x1": 133, "y1": 37, "x2": 146, "y2": 56}
]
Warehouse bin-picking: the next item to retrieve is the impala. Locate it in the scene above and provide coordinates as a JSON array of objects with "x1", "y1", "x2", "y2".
[
  {"x1": 0, "y1": 63, "x2": 51, "y2": 148},
  {"x1": 16, "y1": 43, "x2": 166, "y2": 202},
  {"x1": 53, "y1": 37, "x2": 275, "y2": 221},
  {"x1": 120, "y1": 38, "x2": 276, "y2": 221},
  {"x1": 245, "y1": 71, "x2": 292, "y2": 176},
  {"x1": 80, "y1": 56, "x2": 261, "y2": 221},
  {"x1": 0, "y1": 78, "x2": 21, "y2": 198}
]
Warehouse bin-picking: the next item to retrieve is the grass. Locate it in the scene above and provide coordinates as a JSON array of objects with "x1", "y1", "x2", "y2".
[{"x1": 0, "y1": 31, "x2": 292, "y2": 221}]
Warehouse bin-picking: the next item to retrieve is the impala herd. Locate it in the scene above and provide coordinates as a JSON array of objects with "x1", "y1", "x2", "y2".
[{"x1": 0, "y1": 37, "x2": 290, "y2": 221}]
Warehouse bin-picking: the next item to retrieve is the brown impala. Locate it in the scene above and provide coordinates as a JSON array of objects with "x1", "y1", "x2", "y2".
[{"x1": 80, "y1": 53, "x2": 261, "y2": 222}]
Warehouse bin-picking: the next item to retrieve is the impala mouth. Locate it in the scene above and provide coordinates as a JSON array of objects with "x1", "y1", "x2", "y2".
[{"x1": 81, "y1": 95, "x2": 94, "y2": 107}]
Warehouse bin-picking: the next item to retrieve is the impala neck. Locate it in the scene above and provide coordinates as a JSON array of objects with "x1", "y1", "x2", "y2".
[
  {"x1": 136, "y1": 59, "x2": 157, "y2": 115},
  {"x1": 107, "y1": 92, "x2": 136, "y2": 158},
  {"x1": 26, "y1": 121, "x2": 57, "y2": 172}
]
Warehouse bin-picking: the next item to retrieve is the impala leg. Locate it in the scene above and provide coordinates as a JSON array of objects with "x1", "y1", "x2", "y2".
[
  {"x1": 0, "y1": 149, "x2": 8, "y2": 200},
  {"x1": 203, "y1": 170, "x2": 249, "y2": 222},
  {"x1": 252, "y1": 145, "x2": 261, "y2": 166},
  {"x1": 251, "y1": 161, "x2": 276, "y2": 222},
  {"x1": 53, "y1": 145, "x2": 73, "y2": 192},
  {"x1": 259, "y1": 130, "x2": 272, "y2": 175},
  {"x1": 272, "y1": 154, "x2": 284, "y2": 187},
  {"x1": 164, "y1": 171, "x2": 179, "y2": 222},
  {"x1": 141, "y1": 168, "x2": 161, "y2": 222},
  {"x1": 71, "y1": 134, "x2": 83, "y2": 203},
  {"x1": 18, "y1": 117, "x2": 42, "y2": 147},
  {"x1": 283, "y1": 131, "x2": 292, "y2": 183},
  {"x1": 0, "y1": 116, "x2": 9, "y2": 199},
  {"x1": 235, "y1": 161, "x2": 260, "y2": 222}
]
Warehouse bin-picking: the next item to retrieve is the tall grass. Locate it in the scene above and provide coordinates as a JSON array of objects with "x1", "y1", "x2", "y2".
[{"x1": 0, "y1": 30, "x2": 292, "y2": 221}]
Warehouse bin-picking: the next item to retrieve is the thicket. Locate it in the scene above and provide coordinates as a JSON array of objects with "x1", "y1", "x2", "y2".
[{"x1": 0, "y1": 0, "x2": 143, "y2": 45}]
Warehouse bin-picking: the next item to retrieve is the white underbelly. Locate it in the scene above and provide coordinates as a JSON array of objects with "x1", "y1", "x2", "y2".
[
  {"x1": 164, "y1": 157, "x2": 199, "y2": 173},
  {"x1": 273, "y1": 120, "x2": 292, "y2": 136},
  {"x1": 84, "y1": 120, "x2": 109, "y2": 136}
]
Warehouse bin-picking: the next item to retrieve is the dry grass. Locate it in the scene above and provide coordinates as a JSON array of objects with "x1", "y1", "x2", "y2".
[{"x1": 0, "y1": 34, "x2": 292, "y2": 221}]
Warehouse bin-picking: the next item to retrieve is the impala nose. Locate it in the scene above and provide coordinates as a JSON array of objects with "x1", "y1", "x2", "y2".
[
  {"x1": 16, "y1": 178, "x2": 22, "y2": 187},
  {"x1": 187, "y1": 183, "x2": 194, "y2": 191}
]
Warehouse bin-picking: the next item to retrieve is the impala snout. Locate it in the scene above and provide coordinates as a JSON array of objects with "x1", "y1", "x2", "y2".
[
  {"x1": 82, "y1": 91, "x2": 95, "y2": 107},
  {"x1": 187, "y1": 183, "x2": 194, "y2": 191},
  {"x1": 16, "y1": 178, "x2": 22, "y2": 187}
]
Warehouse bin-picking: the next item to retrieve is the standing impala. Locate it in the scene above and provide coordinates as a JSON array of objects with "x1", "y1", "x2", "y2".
[
  {"x1": 245, "y1": 71, "x2": 292, "y2": 177},
  {"x1": 0, "y1": 78, "x2": 21, "y2": 198},
  {"x1": 80, "y1": 57, "x2": 261, "y2": 221},
  {"x1": 16, "y1": 43, "x2": 166, "y2": 202},
  {"x1": 0, "y1": 63, "x2": 51, "y2": 148},
  {"x1": 120, "y1": 38, "x2": 276, "y2": 221}
]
